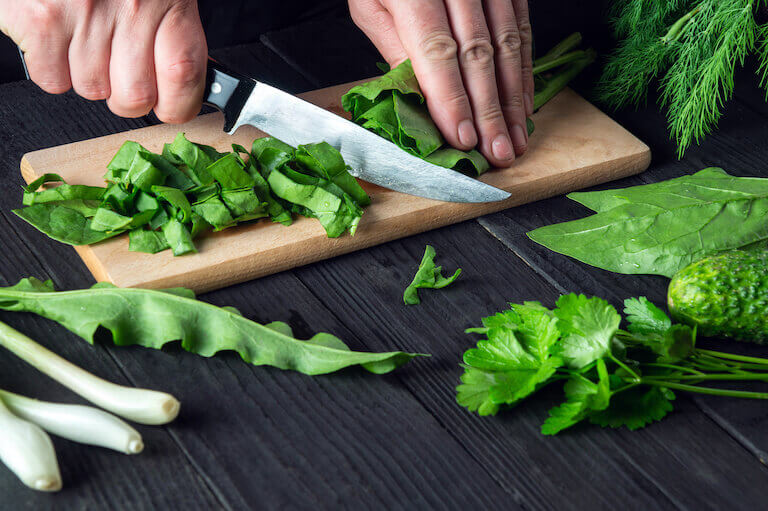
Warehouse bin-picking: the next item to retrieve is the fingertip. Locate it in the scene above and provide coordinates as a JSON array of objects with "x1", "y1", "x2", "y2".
[
  {"x1": 486, "y1": 133, "x2": 516, "y2": 167},
  {"x1": 457, "y1": 119, "x2": 478, "y2": 149}
]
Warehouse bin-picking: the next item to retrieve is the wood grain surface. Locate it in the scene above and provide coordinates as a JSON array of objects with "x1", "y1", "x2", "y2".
[{"x1": 20, "y1": 84, "x2": 650, "y2": 292}]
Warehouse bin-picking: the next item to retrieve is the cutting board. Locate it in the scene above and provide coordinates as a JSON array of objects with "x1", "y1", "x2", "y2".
[{"x1": 21, "y1": 81, "x2": 650, "y2": 293}]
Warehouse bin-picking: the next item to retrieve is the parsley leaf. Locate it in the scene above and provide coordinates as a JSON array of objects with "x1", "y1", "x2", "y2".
[
  {"x1": 541, "y1": 360, "x2": 611, "y2": 435},
  {"x1": 554, "y1": 295, "x2": 621, "y2": 368},
  {"x1": 623, "y1": 297, "x2": 672, "y2": 335},
  {"x1": 457, "y1": 303, "x2": 563, "y2": 415},
  {"x1": 403, "y1": 245, "x2": 461, "y2": 305},
  {"x1": 590, "y1": 387, "x2": 675, "y2": 430}
]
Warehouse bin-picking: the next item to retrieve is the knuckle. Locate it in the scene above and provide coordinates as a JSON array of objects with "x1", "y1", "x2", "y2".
[
  {"x1": 37, "y1": 79, "x2": 70, "y2": 95},
  {"x1": 517, "y1": 19, "x2": 533, "y2": 42},
  {"x1": 113, "y1": 86, "x2": 156, "y2": 116},
  {"x1": 460, "y1": 38, "x2": 494, "y2": 66},
  {"x1": 161, "y1": 58, "x2": 203, "y2": 89},
  {"x1": 29, "y1": 1, "x2": 61, "y2": 29},
  {"x1": 502, "y1": 95, "x2": 525, "y2": 111},
  {"x1": 476, "y1": 107, "x2": 506, "y2": 125},
  {"x1": 495, "y1": 28, "x2": 522, "y2": 55},
  {"x1": 75, "y1": 79, "x2": 110, "y2": 100},
  {"x1": 422, "y1": 33, "x2": 458, "y2": 63},
  {"x1": 120, "y1": 0, "x2": 143, "y2": 18}
]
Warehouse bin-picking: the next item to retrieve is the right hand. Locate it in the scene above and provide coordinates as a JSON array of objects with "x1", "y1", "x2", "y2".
[{"x1": 0, "y1": 0, "x2": 208, "y2": 124}]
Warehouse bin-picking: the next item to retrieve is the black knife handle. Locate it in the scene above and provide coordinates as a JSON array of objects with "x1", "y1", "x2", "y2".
[{"x1": 204, "y1": 58, "x2": 256, "y2": 132}]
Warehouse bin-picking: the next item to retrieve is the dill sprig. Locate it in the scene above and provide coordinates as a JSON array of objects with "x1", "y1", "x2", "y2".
[{"x1": 599, "y1": 0, "x2": 768, "y2": 158}]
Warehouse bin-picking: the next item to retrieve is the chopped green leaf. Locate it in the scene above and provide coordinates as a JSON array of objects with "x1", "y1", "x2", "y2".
[
  {"x1": 554, "y1": 295, "x2": 621, "y2": 368},
  {"x1": 403, "y1": 245, "x2": 461, "y2": 305}
]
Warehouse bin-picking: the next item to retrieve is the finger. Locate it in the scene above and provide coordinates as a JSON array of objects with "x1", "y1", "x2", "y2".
[
  {"x1": 349, "y1": 0, "x2": 408, "y2": 66},
  {"x1": 485, "y1": 0, "x2": 529, "y2": 156},
  {"x1": 511, "y1": 0, "x2": 534, "y2": 116},
  {"x1": 153, "y1": 2, "x2": 207, "y2": 124},
  {"x1": 446, "y1": 0, "x2": 514, "y2": 167},
  {"x1": 22, "y1": 3, "x2": 72, "y2": 94},
  {"x1": 106, "y1": 6, "x2": 160, "y2": 118},
  {"x1": 68, "y1": 8, "x2": 112, "y2": 100},
  {"x1": 382, "y1": 0, "x2": 477, "y2": 151}
]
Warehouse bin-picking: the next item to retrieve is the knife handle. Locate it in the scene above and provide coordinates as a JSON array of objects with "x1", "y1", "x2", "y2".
[{"x1": 204, "y1": 58, "x2": 256, "y2": 132}]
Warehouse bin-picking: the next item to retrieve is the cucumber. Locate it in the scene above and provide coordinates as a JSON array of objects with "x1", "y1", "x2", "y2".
[{"x1": 668, "y1": 251, "x2": 768, "y2": 343}]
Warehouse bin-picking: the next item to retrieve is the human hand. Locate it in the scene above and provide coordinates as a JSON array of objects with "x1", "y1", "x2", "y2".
[
  {"x1": 0, "y1": 0, "x2": 208, "y2": 124},
  {"x1": 349, "y1": 0, "x2": 533, "y2": 167}
]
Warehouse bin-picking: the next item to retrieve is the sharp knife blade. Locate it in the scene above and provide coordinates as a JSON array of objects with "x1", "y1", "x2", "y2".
[{"x1": 204, "y1": 59, "x2": 510, "y2": 203}]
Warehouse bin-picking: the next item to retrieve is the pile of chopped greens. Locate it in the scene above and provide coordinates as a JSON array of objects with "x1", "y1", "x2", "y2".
[
  {"x1": 598, "y1": 0, "x2": 768, "y2": 157},
  {"x1": 457, "y1": 294, "x2": 768, "y2": 434},
  {"x1": 14, "y1": 134, "x2": 370, "y2": 255},
  {"x1": 526, "y1": 167, "x2": 768, "y2": 277},
  {"x1": 342, "y1": 33, "x2": 595, "y2": 175}
]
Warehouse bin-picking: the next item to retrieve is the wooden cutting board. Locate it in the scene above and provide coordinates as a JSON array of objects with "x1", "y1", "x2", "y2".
[{"x1": 21, "y1": 81, "x2": 650, "y2": 293}]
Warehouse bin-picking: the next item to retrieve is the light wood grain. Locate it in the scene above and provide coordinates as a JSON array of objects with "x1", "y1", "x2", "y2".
[{"x1": 20, "y1": 81, "x2": 650, "y2": 292}]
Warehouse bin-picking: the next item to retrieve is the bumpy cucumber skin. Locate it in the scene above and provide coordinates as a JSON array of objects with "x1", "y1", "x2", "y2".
[{"x1": 668, "y1": 251, "x2": 768, "y2": 344}]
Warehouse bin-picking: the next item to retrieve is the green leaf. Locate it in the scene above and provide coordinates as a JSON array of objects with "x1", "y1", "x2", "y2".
[
  {"x1": 165, "y1": 133, "x2": 215, "y2": 186},
  {"x1": 623, "y1": 297, "x2": 672, "y2": 336},
  {"x1": 129, "y1": 229, "x2": 170, "y2": 254},
  {"x1": 403, "y1": 245, "x2": 461, "y2": 305},
  {"x1": 554, "y1": 294, "x2": 621, "y2": 369},
  {"x1": 457, "y1": 302, "x2": 563, "y2": 415},
  {"x1": 541, "y1": 361, "x2": 611, "y2": 435},
  {"x1": 151, "y1": 185, "x2": 192, "y2": 223},
  {"x1": 208, "y1": 153, "x2": 256, "y2": 190},
  {"x1": 161, "y1": 218, "x2": 196, "y2": 256},
  {"x1": 90, "y1": 208, "x2": 133, "y2": 232},
  {"x1": 0, "y1": 278, "x2": 424, "y2": 375},
  {"x1": 295, "y1": 142, "x2": 370, "y2": 206},
  {"x1": 12, "y1": 204, "x2": 122, "y2": 245},
  {"x1": 341, "y1": 60, "x2": 491, "y2": 173},
  {"x1": 22, "y1": 175, "x2": 106, "y2": 206},
  {"x1": 192, "y1": 194, "x2": 235, "y2": 230},
  {"x1": 527, "y1": 168, "x2": 768, "y2": 277},
  {"x1": 590, "y1": 387, "x2": 675, "y2": 430},
  {"x1": 232, "y1": 144, "x2": 293, "y2": 226}
]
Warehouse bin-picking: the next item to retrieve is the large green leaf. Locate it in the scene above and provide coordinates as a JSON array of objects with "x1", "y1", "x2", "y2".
[
  {"x1": 527, "y1": 168, "x2": 768, "y2": 277},
  {"x1": 0, "y1": 278, "x2": 423, "y2": 376}
]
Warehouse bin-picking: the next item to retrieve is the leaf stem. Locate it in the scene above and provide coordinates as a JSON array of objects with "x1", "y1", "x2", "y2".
[
  {"x1": 610, "y1": 353, "x2": 640, "y2": 381},
  {"x1": 698, "y1": 349, "x2": 768, "y2": 366},
  {"x1": 533, "y1": 51, "x2": 589, "y2": 76},
  {"x1": 534, "y1": 32, "x2": 582, "y2": 67},
  {"x1": 643, "y1": 362, "x2": 704, "y2": 376},
  {"x1": 643, "y1": 373, "x2": 768, "y2": 382},
  {"x1": 533, "y1": 50, "x2": 596, "y2": 111},
  {"x1": 641, "y1": 379, "x2": 768, "y2": 399},
  {"x1": 661, "y1": 5, "x2": 701, "y2": 44}
]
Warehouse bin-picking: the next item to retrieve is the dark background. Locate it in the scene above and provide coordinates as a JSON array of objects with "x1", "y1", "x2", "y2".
[{"x1": 0, "y1": 1, "x2": 610, "y2": 88}]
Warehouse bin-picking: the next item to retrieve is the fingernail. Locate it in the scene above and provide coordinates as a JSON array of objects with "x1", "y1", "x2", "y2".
[
  {"x1": 492, "y1": 134, "x2": 515, "y2": 162},
  {"x1": 457, "y1": 119, "x2": 478, "y2": 147},
  {"x1": 524, "y1": 93, "x2": 534, "y2": 116},
  {"x1": 512, "y1": 125, "x2": 528, "y2": 155}
]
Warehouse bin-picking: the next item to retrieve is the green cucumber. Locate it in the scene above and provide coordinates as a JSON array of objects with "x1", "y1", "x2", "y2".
[{"x1": 668, "y1": 251, "x2": 768, "y2": 343}]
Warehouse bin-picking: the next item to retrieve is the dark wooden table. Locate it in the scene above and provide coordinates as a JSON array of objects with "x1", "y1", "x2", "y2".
[{"x1": 2, "y1": 17, "x2": 768, "y2": 511}]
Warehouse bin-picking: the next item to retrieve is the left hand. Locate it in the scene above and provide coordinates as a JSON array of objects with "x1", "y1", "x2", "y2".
[{"x1": 349, "y1": 0, "x2": 534, "y2": 167}]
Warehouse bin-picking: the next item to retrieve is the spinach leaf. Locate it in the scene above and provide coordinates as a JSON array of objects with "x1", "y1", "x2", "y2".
[
  {"x1": 151, "y1": 185, "x2": 192, "y2": 223},
  {"x1": 0, "y1": 278, "x2": 423, "y2": 375},
  {"x1": 527, "y1": 168, "x2": 768, "y2": 277},
  {"x1": 403, "y1": 245, "x2": 461, "y2": 305},
  {"x1": 12, "y1": 204, "x2": 122, "y2": 245},
  {"x1": 165, "y1": 133, "x2": 215, "y2": 186},
  {"x1": 161, "y1": 218, "x2": 197, "y2": 256},
  {"x1": 22, "y1": 174, "x2": 106, "y2": 206},
  {"x1": 295, "y1": 142, "x2": 371, "y2": 206},
  {"x1": 342, "y1": 60, "x2": 490, "y2": 174},
  {"x1": 129, "y1": 229, "x2": 170, "y2": 254},
  {"x1": 232, "y1": 143, "x2": 293, "y2": 226}
]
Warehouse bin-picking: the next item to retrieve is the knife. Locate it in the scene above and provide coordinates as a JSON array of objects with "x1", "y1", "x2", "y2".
[{"x1": 203, "y1": 59, "x2": 511, "y2": 203}]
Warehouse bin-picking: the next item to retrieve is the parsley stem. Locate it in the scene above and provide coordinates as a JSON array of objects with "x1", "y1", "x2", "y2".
[
  {"x1": 532, "y1": 51, "x2": 589, "y2": 76},
  {"x1": 643, "y1": 363, "x2": 704, "y2": 376},
  {"x1": 697, "y1": 349, "x2": 768, "y2": 366},
  {"x1": 610, "y1": 353, "x2": 640, "y2": 381},
  {"x1": 643, "y1": 373, "x2": 768, "y2": 382},
  {"x1": 641, "y1": 380, "x2": 768, "y2": 399}
]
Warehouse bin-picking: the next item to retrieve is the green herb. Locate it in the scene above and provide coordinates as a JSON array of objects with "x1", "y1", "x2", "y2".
[
  {"x1": 526, "y1": 167, "x2": 768, "y2": 277},
  {"x1": 342, "y1": 34, "x2": 594, "y2": 175},
  {"x1": 457, "y1": 293, "x2": 768, "y2": 434},
  {"x1": 0, "y1": 278, "x2": 423, "y2": 375},
  {"x1": 403, "y1": 245, "x2": 461, "y2": 305},
  {"x1": 13, "y1": 134, "x2": 370, "y2": 254},
  {"x1": 599, "y1": 0, "x2": 768, "y2": 157}
]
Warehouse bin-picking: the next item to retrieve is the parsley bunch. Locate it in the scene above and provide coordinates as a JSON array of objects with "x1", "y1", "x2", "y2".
[{"x1": 457, "y1": 294, "x2": 768, "y2": 434}]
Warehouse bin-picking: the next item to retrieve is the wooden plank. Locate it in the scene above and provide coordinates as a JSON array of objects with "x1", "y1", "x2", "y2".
[
  {"x1": 0, "y1": 210, "x2": 223, "y2": 510},
  {"x1": 20, "y1": 85, "x2": 650, "y2": 293},
  {"x1": 295, "y1": 221, "x2": 766, "y2": 509}
]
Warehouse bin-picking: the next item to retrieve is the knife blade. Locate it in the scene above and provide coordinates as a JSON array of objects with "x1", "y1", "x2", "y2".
[{"x1": 203, "y1": 59, "x2": 510, "y2": 203}]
